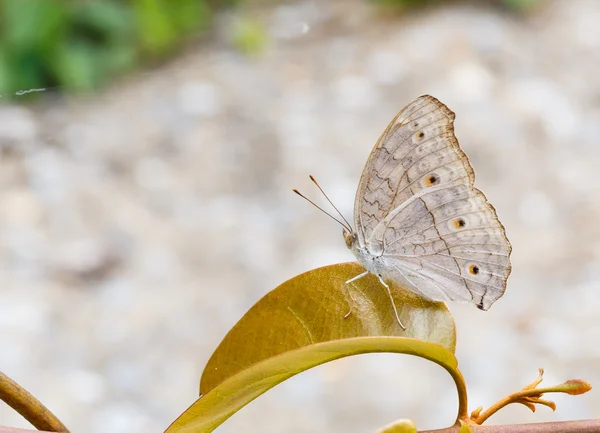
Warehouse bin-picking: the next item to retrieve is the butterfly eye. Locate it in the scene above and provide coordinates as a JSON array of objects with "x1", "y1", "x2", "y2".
[
  {"x1": 425, "y1": 173, "x2": 440, "y2": 187},
  {"x1": 468, "y1": 264, "x2": 480, "y2": 275},
  {"x1": 453, "y1": 218, "x2": 466, "y2": 229}
]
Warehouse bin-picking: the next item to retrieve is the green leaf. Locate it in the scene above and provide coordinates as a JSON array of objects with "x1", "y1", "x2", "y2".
[
  {"x1": 167, "y1": 337, "x2": 458, "y2": 433},
  {"x1": 168, "y1": 0, "x2": 211, "y2": 37},
  {"x1": 501, "y1": 0, "x2": 541, "y2": 12},
  {"x1": 202, "y1": 262, "x2": 455, "y2": 393},
  {"x1": 1, "y1": 0, "x2": 66, "y2": 51},
  {"x1": 0, "y1": 48, "x2": 11, "y2": 93},
  {"x1": 377, "y1": 418, "x2": 418, "y2": 433},
  {"x1": 134, "y1": 0, "x2": 177, "y2": 56},
  {"x1": 51, "y1": 42, "x2": 99, "y2": 92},
  {"x1": 165, "y1": 263, "x2": 458, "y2": 433},
  {"x1": 71, "y1": 1, "x2": 133, "y2": 43},
  {"x1": 1, "y1": 49, "x2": 43, "y2": 91}
]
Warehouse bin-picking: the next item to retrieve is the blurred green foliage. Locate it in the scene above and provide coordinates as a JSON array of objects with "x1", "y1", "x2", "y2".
[
  {"x1": 232, "y1": 17, "x2": 268, "y2": 55},
  {"x1": 0, "y1": 0, "x2": 540, "y2": 96},
  {"x1": 0, "y1": 0, "x2": 211, "y2": 94},
  {"x1": 377, "y1": 0, "x2": 541, "y2": 11}
]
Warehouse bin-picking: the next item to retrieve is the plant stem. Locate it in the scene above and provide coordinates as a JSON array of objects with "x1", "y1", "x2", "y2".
[
  {"x1": 423, "y1": 352, "x2": 468, "y2": 423},
  {"x1": 472, "y1": 387, "x2": 556, "y2": 425},
  {"x1": 449, "y1": 367, "x2": 469, "y2": 422},
  {"x1": 470, "y1": 370, "x2": 591, "y2": 425},
  {"x1": 419, "y1": 419, "x2": 600, "y2": 432},
  {"x1": 0, "y1": 371, "x2": 69, "y2": 432}
]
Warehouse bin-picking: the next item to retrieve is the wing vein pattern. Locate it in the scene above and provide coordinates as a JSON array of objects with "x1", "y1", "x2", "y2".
[{"x1": 352, "y1": 95, "x2": 511, "y2": 310}]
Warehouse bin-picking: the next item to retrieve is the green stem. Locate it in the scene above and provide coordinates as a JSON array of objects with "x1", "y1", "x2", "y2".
[
  {"x1": 413, "y1": 345, "x2": 468, "y2": 423},
  {"x1": 449, "y1": 367, "x2": 469, "y2": 423}
]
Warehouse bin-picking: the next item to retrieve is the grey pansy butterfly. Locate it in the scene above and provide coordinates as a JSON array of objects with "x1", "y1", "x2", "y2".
[{"x1": 295, "y1": 95, "x2": 512, "y2": 329}]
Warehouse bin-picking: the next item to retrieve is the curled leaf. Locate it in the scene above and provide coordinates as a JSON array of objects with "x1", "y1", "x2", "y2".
[
  {"x1": 201, "y1": 262, "x2": 456, "y2": 393},
  {"x1": 166, "y1": 263, "x2": 461, "y2": 433},
  {"x1": 167, "y1": 337, "x2": 459, "y2": 433}
]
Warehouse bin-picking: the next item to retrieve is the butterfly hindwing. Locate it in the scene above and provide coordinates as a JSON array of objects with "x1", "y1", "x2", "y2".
[{"x1": 376, "y1": 184, "x2": 511, "y2": 309}]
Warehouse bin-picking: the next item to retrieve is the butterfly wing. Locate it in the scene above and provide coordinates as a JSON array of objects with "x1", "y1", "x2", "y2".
[{"x1": 354, "y1": 95, "x2": 511, "y2": 309}]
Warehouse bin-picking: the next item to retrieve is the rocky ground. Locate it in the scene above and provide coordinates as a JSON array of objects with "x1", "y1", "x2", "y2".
[{"x1": 1, "y1": 1, "x2": 600, "y2": 432}]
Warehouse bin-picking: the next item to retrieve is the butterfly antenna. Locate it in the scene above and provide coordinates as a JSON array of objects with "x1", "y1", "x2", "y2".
[
  {"x1": 292, "y1": 188, "x2": 352, "y2": 231},
  {"x1": 309, "y1": 175, "x2": 353, "y2": 230}
]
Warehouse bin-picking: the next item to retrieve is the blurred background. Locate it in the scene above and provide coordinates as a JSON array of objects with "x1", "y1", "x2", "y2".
[{"x1": 1, "y1": 0, "x2": 599, "y2": 432}]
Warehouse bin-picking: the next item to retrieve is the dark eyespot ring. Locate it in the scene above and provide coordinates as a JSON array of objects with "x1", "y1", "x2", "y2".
[
  {"x1": 469, "y1": 264, "x2": 480, "y2": 275},
  {"x1": 425, "y1": 173, "x2": 440, "y2": 187},
  {"x1": 453, "y1": 218, "x2": 466, "y2": 229}
]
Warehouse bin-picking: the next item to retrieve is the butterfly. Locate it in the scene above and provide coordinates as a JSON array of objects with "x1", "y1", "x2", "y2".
[{"x1": 295, "y1": 95, "x2": 512, "y2": 328}]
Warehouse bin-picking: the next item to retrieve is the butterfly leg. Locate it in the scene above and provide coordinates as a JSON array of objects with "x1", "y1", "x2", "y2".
[
  {"x1": 377, "y1": 276, "x2": 406, "y2": 330},
  {"x1": 343, "y1": 271, "x2": 369, "y2": 318}
]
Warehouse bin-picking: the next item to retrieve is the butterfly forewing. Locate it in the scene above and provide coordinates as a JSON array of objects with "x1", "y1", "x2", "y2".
[{"x1": 353, "y1": 95, "x2": 511, "y2": 310}]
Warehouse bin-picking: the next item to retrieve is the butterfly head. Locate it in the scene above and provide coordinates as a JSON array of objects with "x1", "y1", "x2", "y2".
[{"x1": 343, "y1": 228, "x2": 357, "y2": 249}]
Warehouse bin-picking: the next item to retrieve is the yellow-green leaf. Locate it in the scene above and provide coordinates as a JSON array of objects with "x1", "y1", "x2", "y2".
[
  {"x1": 377, "y1": 418, "x2": 418, "y2": 433},
  {"x1": 166, "y1": 337, "x2": 458, "y2": 433},
  {"x1": 201, "y1": 262, "x2": 456, "y2": 393}
]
